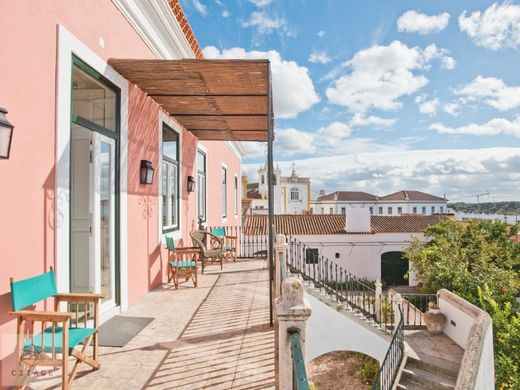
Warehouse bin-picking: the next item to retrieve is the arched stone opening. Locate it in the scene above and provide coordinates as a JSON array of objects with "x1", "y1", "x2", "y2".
[{"x1": 381, "y1": 251, "x2": 409, "y2": 286}]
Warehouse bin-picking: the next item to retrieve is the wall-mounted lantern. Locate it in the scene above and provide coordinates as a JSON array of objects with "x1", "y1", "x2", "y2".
[
  {"x1": 187, "y1": 175, "x2": 196, "y2": 192},
  {"x1": 0, "y1": 107, "x2": 14, "y2": 159},
  {"x1": 140, "y1": 160, "x2": 154, "y2": 185}
]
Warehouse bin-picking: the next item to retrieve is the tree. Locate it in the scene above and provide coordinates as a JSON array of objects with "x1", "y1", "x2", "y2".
[{"x1": 405, "y1": 219, "x2": 520, "y2": 388}]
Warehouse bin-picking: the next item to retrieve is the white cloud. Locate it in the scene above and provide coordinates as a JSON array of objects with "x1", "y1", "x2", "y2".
[
  {"x1": 441, "y1": 56, "x2": 456, "y2": 70},
  {"x1": 242, "y1": 142, "x2": 266, "y2": 159},
  {"x1": 415, "y1": 95, "x2": 440, "y2": 116},
  {"x1": 429, "y1": 116, "x2": 520, "y2": 137},
  {"x1": 459, "y1": 2, "x2": 520, "y2": 50},
  {"x1": 317, "y1": 122, "x2": 352, "y2": 138},
  {"x1": 443, "y1": 102, "x2": 461, "y2": 116},
  {"x1": 349, "y1": 113, "x2": 397, "y2": 128},
  {"x1": 454, "y1": 76, "x2": 520, "y2": 111},
  {"x1": 317, "y1": 30, "x2": 326, "y2": 38},
  {"x1": 192, "y1": 0, "x2": 207, "y2": 16},
  {"x1": 325, "y1": 41, "x2": 453, "y2": 114},
  {"x1": 397, "y1": 11, "x2": 450, "y2": 35},
  {"x1": 309, "y1": 51, "x2": 331, "y2": 64},
  {"x1": 222, "y1": 10, "x2": 230, "y2": 18},
  {"x1": 250, "y1": 0, "x2": 273, "y2": 7},
  {"x1": 241, "y1": 11, "x2": 293, "y2": 36},
  {"x1": 203, "y1": 46, "x2": 319, "y2": 119},
  {"x1": 244, "y1": 148, "x2": 520, "y2": 201},
  {"x1": 276, "y1": 128, "x2": 316, "y2": 156},
  {"x1": 422, "y1": 44, "x2": 455, "y2": 69}
]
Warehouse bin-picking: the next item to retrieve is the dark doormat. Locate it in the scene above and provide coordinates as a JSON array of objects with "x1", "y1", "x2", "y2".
[{"x1": 98, "y1": 316, "x2": 154, "y2": 347}]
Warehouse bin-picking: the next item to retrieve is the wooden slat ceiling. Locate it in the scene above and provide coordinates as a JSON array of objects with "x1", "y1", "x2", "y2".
[{"x1": 108, "y1": 59, "x2": 272, "y2": 141}]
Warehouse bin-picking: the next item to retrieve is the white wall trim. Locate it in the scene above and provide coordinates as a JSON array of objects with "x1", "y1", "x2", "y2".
[
  {"x1": 234, "y1": 173, "x2": 239, "y2": 218},
  {"x1": 112, "y1": 0, "x2": 195, "y2": 59},
  {"x1": 225, "y1": 141, "x2": 244, "y2": 162},
  {"x1": 158, "y1": 111, "x2": 183, "y2": 243},
  {"x1": 196, "y1": 143, "x2": 208, "y2": 224},
  {"x1": 55, "y1": 25, "x2": 129, "y2": 311}
]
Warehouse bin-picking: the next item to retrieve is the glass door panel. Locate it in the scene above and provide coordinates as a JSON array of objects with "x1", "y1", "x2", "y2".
[{"x1": 92, "y1": 133, "x2": 116, "y2": 310}]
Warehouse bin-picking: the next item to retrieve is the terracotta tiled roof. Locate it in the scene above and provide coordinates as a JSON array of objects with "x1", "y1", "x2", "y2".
[
  {"x1": 317, "y1": 191, "x2": 378, "y2": 202},
  {"x1": 370, "y1": 215, "x2": 449, "y2": 233},
  {"x1": 167, "y1": 0, "x2": 204, "y2": 59},
  {"x1": 244, "y1": 215, "x2": 347, "y2": 235},
  {"x1": 380, "y1": 190, "x2": 446, "y2": 202},
  {"x1": 243, "y1": 214, "x2": 450, "y2": 235},
  {"x1": 247, "y1": 190, "x2": 262, "y2": 199},
  {"x1": 247, "y1": 183, "x2": 259, "y2": 190}
]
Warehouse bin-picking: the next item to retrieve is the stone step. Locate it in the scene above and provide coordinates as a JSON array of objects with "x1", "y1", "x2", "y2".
[
  {"x1": 407, "y1": 356, "x2": 459, "y2": 379},
  {"x1": 400, "y1": 365, "x2": 456, "y2": 390},
  {"x1": 397, "y1": 380, "x2": 429, "y2": 390}
]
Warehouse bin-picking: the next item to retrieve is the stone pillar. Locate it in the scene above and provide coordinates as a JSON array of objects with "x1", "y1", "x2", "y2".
[
  {"x1": 394, "y1": 293, "x2": 403, "y2": 330},
  {"x1": 375, "y1": 278, "x2": 382, "y2": 322},
  {"x1": 276, "y1": 277, "x2": 312, "y2": 390},
  {"x1": 274, "y1": 234, "x2": 287, "y2": 299}
]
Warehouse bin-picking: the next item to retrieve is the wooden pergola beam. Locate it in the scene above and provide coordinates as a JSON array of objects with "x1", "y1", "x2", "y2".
[{"x1": 108, "y1": 58, "x2": 272, "y2": 141}]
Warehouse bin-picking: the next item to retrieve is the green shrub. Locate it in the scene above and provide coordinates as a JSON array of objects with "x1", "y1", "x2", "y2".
[{"x1": 359, "y1": 355, "x2": 379, "y2": 385}]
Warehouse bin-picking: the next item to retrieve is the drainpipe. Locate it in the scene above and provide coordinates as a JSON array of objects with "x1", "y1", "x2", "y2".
[{"x1": 267, "y1": 63, "x2": 274, "y2": 327}]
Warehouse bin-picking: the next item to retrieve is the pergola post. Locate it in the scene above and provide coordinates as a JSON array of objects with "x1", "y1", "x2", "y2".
[{"x1": 267, "y1": 65, "x2": 274, "y2": 327}]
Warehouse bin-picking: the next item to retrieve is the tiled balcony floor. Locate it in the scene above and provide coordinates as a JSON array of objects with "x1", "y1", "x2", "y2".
[{"x1": 27, "y1": 259, "x2": 275, "y2": 389}]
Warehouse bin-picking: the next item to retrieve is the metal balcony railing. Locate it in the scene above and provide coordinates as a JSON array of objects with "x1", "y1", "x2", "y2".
[{"x1": 372, "y1": 305, "x2": 405, "y2": 390}]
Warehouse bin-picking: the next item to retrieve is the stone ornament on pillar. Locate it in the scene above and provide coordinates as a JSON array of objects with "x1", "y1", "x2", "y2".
[{"x1": 276, "y1": 277, "x2": 312, "y2": 390}]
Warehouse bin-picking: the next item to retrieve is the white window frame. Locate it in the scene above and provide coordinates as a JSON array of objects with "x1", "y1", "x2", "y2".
[
  {"x1": 196, "y1": 146, "x2": 207, "y2": 223},
  {"x1": 290, "y1": 187, "x2": 300, "y2": 201},
  {"x1": 158, "y1": 111, "x2": 182, "y2": 242},
  {"x1": 234, "y1": 174, "x2": 239, "y2": 217},
  {"x1": 161, "y1": 124, "x2": 180, "y2": 233},
  {"x1": 221, "y1": 164, "x2": 227, "y2": 221}
]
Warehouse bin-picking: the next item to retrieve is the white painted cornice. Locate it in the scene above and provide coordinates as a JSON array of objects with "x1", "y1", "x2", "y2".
[
  {"x1": 226, "y1": 141, "x2": 245, "y2": 161},
  {"x1": 112, "y1": 0, "x2": 195, "y2": 59}
]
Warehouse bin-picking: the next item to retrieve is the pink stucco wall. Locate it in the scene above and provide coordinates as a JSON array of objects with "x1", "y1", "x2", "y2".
[
  {"x1": 201, "y1": 141, "x2": 242, "y2": 228},
  {"x1": 0, "y1": 1, "x2": 243, "y2": 383},
  {"x1": 0, "y1": 1, "x2": 154, "y2": 382}
]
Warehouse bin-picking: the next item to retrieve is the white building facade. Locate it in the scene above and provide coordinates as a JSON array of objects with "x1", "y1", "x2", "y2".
[
  {"x1": 311, "y1": 190, "x2": 449, "y2": 216},
  {"x1": 244, "y1": 209, "x2": 451, "y2": 286},
  {"x1": 244, "y1": 164, "x2": 311, "y2": 215}
]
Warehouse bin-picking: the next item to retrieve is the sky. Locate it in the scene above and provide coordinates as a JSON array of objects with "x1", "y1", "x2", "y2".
[{"x1": 181, "y1": 0, "x2": 520, "y2": 202}]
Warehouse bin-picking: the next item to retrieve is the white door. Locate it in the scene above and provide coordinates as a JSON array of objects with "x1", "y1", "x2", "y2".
[
  {"x1": 70, "y1": 125, "x2": 116, "y2": 314},
  {"x1": 70, "y1": 125, "x2": 91, "y2": 293},
  {"x1": 92, "y1": 133, "x2": 116, "y2": 313}
]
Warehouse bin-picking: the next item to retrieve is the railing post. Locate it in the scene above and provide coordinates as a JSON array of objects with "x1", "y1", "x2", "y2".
[
  {"x1": 276, "y1": 277, "x2": 312, "y2": 390},
  {"x1": 393, "y1": 293, "x2": 403, "y2": 331},
  {"x1": 375, "y1": 278, "x2": 382, "y2": 323},
  {"x1": 275, "y1": 234, "x2": 287, "y2": 299}
]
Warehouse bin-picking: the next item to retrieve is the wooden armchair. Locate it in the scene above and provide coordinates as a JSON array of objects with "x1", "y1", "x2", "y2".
[
  {"x1": 210, "y1": 227, "x2": 237, "y2": 262},
  {"x1": 165, "y1": 236, "x2": 198, "y2": 289},
  {"x1": 190, "y1": 230, "x2": 225, "y2": 274},
  {"x1": 9, "y1": 269, "x2": 103, "y2": 390}
]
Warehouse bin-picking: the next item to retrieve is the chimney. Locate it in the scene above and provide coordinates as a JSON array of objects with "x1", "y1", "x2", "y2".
[{"x1": 345, "y1": 207, "x2": 371, "y2": 233}]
